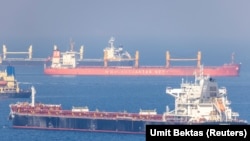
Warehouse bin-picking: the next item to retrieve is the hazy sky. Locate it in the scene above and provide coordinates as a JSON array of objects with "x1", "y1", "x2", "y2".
[
  {"x1": 0, "y1": 0, "x2": 249, "y2": 64},
  {"x1": 0, "y1": 0, "x2": 249, "y2": 40}
]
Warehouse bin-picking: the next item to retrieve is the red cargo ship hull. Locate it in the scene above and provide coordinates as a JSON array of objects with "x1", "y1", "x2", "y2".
[
  {"x1": 44, "y1": 63, "x2": 240, "y2": 77},
  {"x1": 45, "y1": 37, "x2": 240, "y2": 77}
]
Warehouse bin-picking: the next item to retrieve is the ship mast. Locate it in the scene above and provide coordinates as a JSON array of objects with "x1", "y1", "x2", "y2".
[
  {"x1": 109, "y1": 37, "x2": 115, "y2": 49},
  {"x1": 31, "y1": 86, "x2": 36, "y2": 107},
  {"x1": 231, "y1": 52, "x2": 235, "y2": 64},
  {"x1": 70, "y1": 39, "x2": 75, "y2": 52}
]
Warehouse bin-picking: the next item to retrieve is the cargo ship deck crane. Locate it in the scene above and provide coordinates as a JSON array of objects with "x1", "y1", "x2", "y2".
[
  {"x1": 166, "y1": 51, "x2": 201, "y2": 68},
  {"x1": 2, "y1": 45, "x2": 33, "y2": 60}
]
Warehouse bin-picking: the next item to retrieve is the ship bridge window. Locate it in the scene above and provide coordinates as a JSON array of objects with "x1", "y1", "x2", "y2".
[
  {"x1": 210, "y1": 86, "x2": 217, "y2": 91},
  {"x1": 210, "y1": 92, "x2": 217, "y2": 97}
]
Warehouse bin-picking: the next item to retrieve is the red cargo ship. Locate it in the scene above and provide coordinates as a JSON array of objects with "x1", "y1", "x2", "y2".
[{"x1": 44, "y1": 37, "x2": 240, "y2": 77}]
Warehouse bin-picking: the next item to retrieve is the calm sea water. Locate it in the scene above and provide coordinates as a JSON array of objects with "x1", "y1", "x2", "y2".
[{"x1": 0, "y1": 65, "x2": 249, "y2": 141}]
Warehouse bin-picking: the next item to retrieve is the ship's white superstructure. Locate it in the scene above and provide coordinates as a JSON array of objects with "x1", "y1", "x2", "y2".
[
  {"x1": 48, "y1": 37, "x2": 134, "y2": 69},
  {"x1": 103, "y1": 37, "x2": 132, "y2": 60},
  {"x1": 163, "y1": 70, "x2": 243, "y2": 123}
]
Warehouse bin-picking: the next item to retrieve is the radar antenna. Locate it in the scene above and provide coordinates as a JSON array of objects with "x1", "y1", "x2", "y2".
[
  {"x1": 109, "y1": 37, "x2": 115, "y2": 49},
  {"x1": 69, "y1": 39, "x2": 75, "y2": 51}
]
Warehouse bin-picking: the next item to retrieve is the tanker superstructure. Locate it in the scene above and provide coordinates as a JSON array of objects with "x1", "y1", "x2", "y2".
[
  {"x1": 44, "y1": 37, "x2": 240, "y2": 77},
  {"x1": 9, "y1": 72, "x2": 247, "y2": 134},
  {"x1": 0, "y1": 65, "x2": 31, "y2": 98}
]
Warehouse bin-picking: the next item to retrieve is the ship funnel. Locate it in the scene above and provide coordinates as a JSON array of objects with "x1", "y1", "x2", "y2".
[
  {"x1": 31, "y1": 86, "x2": 36, "y2": 107},
  {"x1": 6, "y1": 65, "x2": 15, "y2": 77}
]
